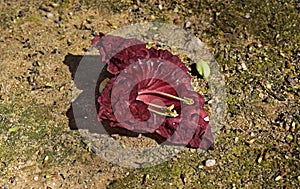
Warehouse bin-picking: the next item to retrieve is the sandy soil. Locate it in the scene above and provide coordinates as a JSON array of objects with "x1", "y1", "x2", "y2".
[{"x1": 0, "y1": 0, "x2": 299, "y2": 188}]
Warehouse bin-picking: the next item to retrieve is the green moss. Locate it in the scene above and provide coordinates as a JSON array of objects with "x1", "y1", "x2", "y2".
[
  {"x1": 26, "y1": 15, "x2": 41, "y2": 23},
  {"x1": 0, "y1": 100, "x2": 83, "y2": 180}
]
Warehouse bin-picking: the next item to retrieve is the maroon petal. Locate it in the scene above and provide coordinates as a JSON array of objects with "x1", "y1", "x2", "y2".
[
  {"x1": 129, "y1": 100, "x2": 151, "y2": 121},
  {"x1": 92, "y1": 33, "x2": 147, "y2": 74},
  {"x1": 92, "y1": 33, "x2": 190, "y2": 75},
  {"x1": 91, "y1": 32, "x2": 105, "y2": 46}
]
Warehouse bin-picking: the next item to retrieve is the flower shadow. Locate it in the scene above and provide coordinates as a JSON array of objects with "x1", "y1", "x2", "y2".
[{"x1": 63, "y1": 53, "x2": 167, "y2": 144}]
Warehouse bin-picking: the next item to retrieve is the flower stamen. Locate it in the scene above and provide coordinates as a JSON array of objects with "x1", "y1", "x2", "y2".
[
  {"x1": 147, "y1": 102, "x2": 178, "y2": 117},
  {"x1": 146, "y1": 102, "x2": 173, "y2": 111},
  {"x1": 145, "y1": 102, "x2": 178, "y2": 117},
  {"x1": 148, "y1": 107, "x2": 178, "y2": 117}
]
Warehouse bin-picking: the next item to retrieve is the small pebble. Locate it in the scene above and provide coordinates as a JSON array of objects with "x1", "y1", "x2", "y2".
[
  {"x1": 232, "y1": 183, "x2": 237, "y2": 189},
  {"x1": 266, "y1": 83, "x2": 272, "y2": 89},
  {"x1": 46, "y1": 12, "x2": 54, "y2": 18},
  {"x1": 158, "y1": 4, "x2": 163, "y2": 10},
  {"x1": 174, "y1": 149, "x2": 180, "y2": 154},
  {"x1": 241, "y1": 62, "x2": 247, "y2": 70},
  {"x1": 171, "y1": 157, "x2": 178, "y2": 161},
  {"x1": 111, "y1": 134, "x2": 119, "y2": 140},
  {"x1": 50, "y1": 3, "x2": 59, "y2": 8},
  {"x1": 205, "y1": 159, "x2": 216, "y2": 167},
  {"x1": 34, "y1": 176, "x2": 39, "y2": 181},
  {"x1": 204, "y1": 116, "x2": 209, "y2": 122},
  {"x1": 245, "y1": 13, "x2": 250, "y2": 18},
  {"x1": 150, "y1": 15, "x2": 156, "y2": 20},
  {"x1": 257, "y1": 43, "x2": 262, "y2": 48},
  {"x1": 247, "y1": 139, "x2": 255, "y2": 144},
  {"x1": 190, "y1": 148, "x2": 196, "y2": 153},
  {"x1": 257, "y1": 156, "x2": 263, "y2": 164},
  {"x1": 185, "y1": 21, "x2": 191, "y2": 28},
  {"x1": 275, "y1": 175, "x2": 282, "y2": 181}
]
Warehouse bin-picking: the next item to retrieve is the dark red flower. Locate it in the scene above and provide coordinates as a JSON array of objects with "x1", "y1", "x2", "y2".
[{"x1": 94, "y1": 33, "x2": 214, "y2": 149}]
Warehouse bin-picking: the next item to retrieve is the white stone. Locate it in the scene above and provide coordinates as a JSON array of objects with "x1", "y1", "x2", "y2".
[
  {"x1": 34, "y1": 176, "x2": 39, "y2": 181},
  {"x1": 158, "y1": 4, "x2": 163, "y2": 10},
  {"x1": 204, "y1": 116, "x2": 209, "y2": 122},
  {"x1": 205, "y1": 159, "x2": 216, "y2": 167},
  {"x1": 245, "y1": 13, "x2": 250, "y2": 18},
  {"x1": 46, "y1": 12, "x2": 54, "y2": 18}
]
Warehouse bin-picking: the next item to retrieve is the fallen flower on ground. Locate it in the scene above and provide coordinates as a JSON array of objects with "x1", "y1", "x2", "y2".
[{"x1": 93, "y1": 33, "x2": 214, "y2": 149}]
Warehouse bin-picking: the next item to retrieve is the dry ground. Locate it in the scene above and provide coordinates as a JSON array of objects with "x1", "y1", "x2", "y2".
[{"x1": 0, "y1": 0, "x2": 299, "y2": 188}]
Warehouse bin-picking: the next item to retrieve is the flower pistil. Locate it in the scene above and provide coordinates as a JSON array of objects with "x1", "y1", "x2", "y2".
[{"x1": 138, "y1": 91, "x2": 194, "y2": 105}]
